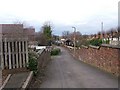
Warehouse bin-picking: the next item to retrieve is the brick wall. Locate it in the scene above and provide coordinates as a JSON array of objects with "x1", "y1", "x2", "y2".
[
  {"x1": 69, "y1": 45, "x2": 119, "y2": 76},
  {"x1": 0, "y1": 24, "x2": 27, "y2": 39},
  {"x1": 0, "y1": 24, "x2": 24, "y2": 35},
  {"x1": 37, "y1": 49, "x2": 51, "y2": 71},
  {"x1": 24, "y1": 28, "x2": 35, "y2": 41}
]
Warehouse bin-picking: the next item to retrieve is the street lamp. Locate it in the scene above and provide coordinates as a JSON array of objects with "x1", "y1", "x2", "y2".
[
  {"x1": 72, "y1": 27, "x2": 76, "y2": 56},
  {"x1": 101, "y1": 22, "x2": 103, "y2": 39}
]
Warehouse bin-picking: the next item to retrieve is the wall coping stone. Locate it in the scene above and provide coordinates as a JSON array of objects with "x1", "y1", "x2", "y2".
[
  {"x1": 0, "y1": 74, "x2": 11, "y2": 89},
  {"x1": 22, "y1": 71, "x2": 33, "y2": 88},
  {"x1": 89, "y1": 45, "x2": 100, "y2": 49},
  {"x1": 37, "y1": 49, "x2": 45, "y2": 55},
  {"x1": 101, "y1": 44, "x2": 120, "y2": 49},
  {"x1": 81, "y1": 45, "x2": 88, "y2": 49}
]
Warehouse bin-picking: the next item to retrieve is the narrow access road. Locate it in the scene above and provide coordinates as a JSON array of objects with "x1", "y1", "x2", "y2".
[{"x1": 39, "y1": 47, "x2": 118, "y2": 88}]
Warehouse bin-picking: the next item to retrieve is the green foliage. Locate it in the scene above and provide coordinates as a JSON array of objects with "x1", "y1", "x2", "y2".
[
  {"x1": 41, "y1": 23, "x2": 52, "y2": 46},
  {"x1": 27, "y1": 52, "x2": 38, "y2": 76},
  {"x1": 89, "y1": 38, "x2": 102, "y2": 46},
  {"x1": 102, "y1": 39, "x2": 110, "y2": 44},
  {"x1": 51, "y1": 48, "x2": 61, "y2": 56},
  {"x1": 106, "y1": 39, "x2": 110, "y2": 44},
  {"x1": 83, "y1": 41, "x2": 90, "y2": 46},
  {"x1": 42, "y1": 24, "x2": 52, "y2": 40}
]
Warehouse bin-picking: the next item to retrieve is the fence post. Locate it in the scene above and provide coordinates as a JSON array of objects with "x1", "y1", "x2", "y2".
[{"x1": 8, "y1": 42, "x2": 12, "y2": 69}]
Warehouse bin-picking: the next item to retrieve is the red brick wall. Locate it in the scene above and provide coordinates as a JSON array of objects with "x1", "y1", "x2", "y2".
[
  {"x1": 1, "y1": 24, "x2": 24, "y2": 34},
  {"x1": 0, "y1": 24, "x2": 27, "y2": 38},
  {"x1": 24, "y1": 28, "x2": 35, "y2": 41},
  {"x1": 72, "y1": 46, "x2": 119, "y2": 76},
  {"x1": 38, "y1": 49, "x2": 51, "y2": 71}
]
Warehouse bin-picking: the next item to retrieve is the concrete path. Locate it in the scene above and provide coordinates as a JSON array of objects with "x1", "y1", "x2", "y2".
[
  {"x1": 4, "y1": 72, "x2": 30, "y2": 88},
  {"x1": 0, "y1": 70, "x2": 2, "y2": 87},
  {"x1": 39, "y1": 47, "x2": 118, "y2": 88}
]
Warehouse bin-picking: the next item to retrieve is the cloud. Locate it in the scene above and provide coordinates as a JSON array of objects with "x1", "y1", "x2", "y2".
[{"x1": 0, "y1": 0, "x2": 118, "y2": 35}]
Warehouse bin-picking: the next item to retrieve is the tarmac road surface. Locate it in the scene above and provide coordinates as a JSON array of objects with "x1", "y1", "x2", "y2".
[{"x1": 39, "y1": 46, "x2": 118, "y2": 88}]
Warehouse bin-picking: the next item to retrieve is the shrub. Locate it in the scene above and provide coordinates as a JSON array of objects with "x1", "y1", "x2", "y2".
[
  {"x1": 27, "y1": 51, "x2": 38, "y2": 76},
  {"x1": 80, "y1": 40, "x2": 90, "y2": 46},
  {"x1": 51, "y1": 48, "x2": 61, "y2": 56},
  {"x1": 89, "y1": 38, "x2": 102, "y2": 46},
  {"x1": 102, "y1": 39, "x2": 110, "y2": 44},
  {"x1": 106, "y1": 39, "x2": 110, "y2": 44}
]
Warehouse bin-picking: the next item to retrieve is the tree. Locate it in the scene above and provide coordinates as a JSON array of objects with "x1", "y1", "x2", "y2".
[
  {"x1": 36, "y1": 22, "x2": 52, "y2": 46},
  {"x1": 52, "y1": 35, "x2": 59, "y2": 41},
  {"x1": 62, "y1": 31, "x2": 70, "y2": 39},
  {"x1": 97, "y1": 32, "x2": 101, "y2": 39},
  {"x1": 69, "y1": 31, "x2": 82, "y2": 41},
  {"x1": 42, "y1": 23, "x2": 52, "y2": 46},
  {"x1": 13, "y1": 20, "x2": 29, "y2": 28},
  {"x1": 41, "y1": 24, "x2": 52, "y2": 40},
  {"x1": 118, "y1": 27, "x2": 120, "y2": 41},
  {"x1": 35, "y1": 31, "x2": 47, "y2": 46},
  {"x1": 79, "y1": 34, "x2": 89, "y2": 46}
]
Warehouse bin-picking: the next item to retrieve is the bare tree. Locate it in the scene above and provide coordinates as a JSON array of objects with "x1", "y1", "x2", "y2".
[
  {"x1": 35, "y1": 31, "x2": 47, "y2": 46},
  {"x1": 118, "y1": 27, "x2": 120, "y2": 41},
  {"x1": 97, "y1": 32, "x2": 101, "y2": 39},
  {"x1": 13, "y1": 20, "x2": 29, "y2": 28},
  {"x1": 69, "y1": 31, "x2": 82, "y2": 40},
  {"x1": 62, "y1": 31, "x2": 70, "y2": 39}
]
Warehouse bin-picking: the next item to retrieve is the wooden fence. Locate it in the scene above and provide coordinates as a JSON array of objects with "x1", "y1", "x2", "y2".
[{"x1": 0, "y1": 38, "x2": 28, "y2": 70}]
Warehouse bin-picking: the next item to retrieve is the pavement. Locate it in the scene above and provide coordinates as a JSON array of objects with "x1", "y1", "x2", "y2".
[
  {"x1": 39, "y1": 46, "x2": 118, "y2": 88},
  {"x1": 3, "y1": 72, "x2": 30, "y2": 88}
]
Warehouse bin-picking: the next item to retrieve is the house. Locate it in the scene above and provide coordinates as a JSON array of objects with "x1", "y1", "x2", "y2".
[
  {"x1": 24, "y1": 27, "x2": 36, "y2": 45},
  {"x1": 90, "y1": 29, "x2": 120, "y2": 46}
]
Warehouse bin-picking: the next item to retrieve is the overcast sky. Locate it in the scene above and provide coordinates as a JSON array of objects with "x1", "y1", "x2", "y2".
[{"x1": 0, "y1": 0, "x2": 119, "y2": 35}]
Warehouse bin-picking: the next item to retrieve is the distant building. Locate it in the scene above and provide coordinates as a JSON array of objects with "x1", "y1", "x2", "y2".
[
  {"x1": 24, "y1": 27, "x2": 36, "y2": 45},
  {"x1": 90, "y1": 29, "x2": 120, "y2": 46},
  {"x1": 0, "y1": 24, "x2": 28, "y2": 70}
]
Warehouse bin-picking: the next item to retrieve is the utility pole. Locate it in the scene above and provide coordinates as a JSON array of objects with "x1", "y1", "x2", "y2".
[
  {"x1": 101, "y1": 22, "x2": 104, "y2": 43},
  {"x1": 101, "y1": 22, "x2": 103, "y2": 31},
  {"x1": 101, "y1": 22, "x2": 103, "y2": 39},
  {"x1": 72, "y1": 27, "x2": 76, "y2": 56},
  {"x1": 101, "y1": 22, "x2": 103, "y2": 38}
]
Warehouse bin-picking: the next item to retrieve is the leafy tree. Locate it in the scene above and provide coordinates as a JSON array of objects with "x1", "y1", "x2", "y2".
[
  {"x1": 41, "y1": 23, "x2": 52, "y2": 45},
  {"x1": 35, "y1": 22, "x2": 52, "y2": 46},
  {"x1": 42, "y1": 24, "x2": 52, "y2": 40}
]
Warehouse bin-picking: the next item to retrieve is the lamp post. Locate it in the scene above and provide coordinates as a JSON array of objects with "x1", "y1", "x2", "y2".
[
  {"x1": 101, "y1": 22, "x2": 103, "y2": 39},
  {"x1": 72, "y1": 27, "x2": 76, "y2": 56}
]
